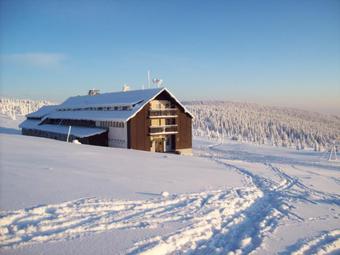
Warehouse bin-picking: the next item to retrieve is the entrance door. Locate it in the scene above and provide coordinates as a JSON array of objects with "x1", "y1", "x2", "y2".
[
  {"x1": 165, "y1": 135, "x2": 176, "y2": 152},
  {"x1": 165, "y1": 136, "x2": 172, "y2": 152},
  {"x1": 155, "y1": 139, "x2": 164, "y2": 152}
]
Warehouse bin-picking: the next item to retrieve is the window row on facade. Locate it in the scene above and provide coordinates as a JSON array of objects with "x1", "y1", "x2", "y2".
[
  {"x1": 99, "y1": 121, "x2": 125, "y2": 128},
  {"x1": 43, "y1": 118, "x2": 96, "y2": 127},
  {"x1": 57, "y1": 105, "x2": 133, "y2": 112}
]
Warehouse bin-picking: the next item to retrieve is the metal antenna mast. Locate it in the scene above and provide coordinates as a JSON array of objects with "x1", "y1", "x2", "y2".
[{"x1": 147, "y1": 70, "x2": 151, "y2": 88}]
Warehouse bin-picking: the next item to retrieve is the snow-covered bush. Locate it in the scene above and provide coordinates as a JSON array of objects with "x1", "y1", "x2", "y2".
[
  {"x1": 161, "y1": 191, "x2": 170, "y2": 197},
  {"x1": 185, "y1": 101, "x2": 340, "y2": 151}
]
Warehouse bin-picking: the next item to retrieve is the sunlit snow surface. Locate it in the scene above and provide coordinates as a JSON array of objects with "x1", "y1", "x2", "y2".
[{"x1": 0, "y1": 118, "x2": 339, "y2": 254}]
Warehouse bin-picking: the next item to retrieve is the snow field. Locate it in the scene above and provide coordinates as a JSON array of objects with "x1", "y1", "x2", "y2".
[
  {"x1": 0, "y1": 111, "x2": 339, "y2": 254},
  {"x1": 1, "y1": 136, "x2": 339, "y2": 254}
]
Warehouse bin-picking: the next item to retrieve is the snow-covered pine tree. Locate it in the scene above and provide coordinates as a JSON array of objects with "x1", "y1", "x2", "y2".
[{"x1": 185, "y1": 100, "x2": 340, "y2": 151}]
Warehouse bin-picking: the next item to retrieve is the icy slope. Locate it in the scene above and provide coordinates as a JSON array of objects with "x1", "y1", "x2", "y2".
[{"x1": 0, "y1": 134, "x2": 242, "y2": 211}]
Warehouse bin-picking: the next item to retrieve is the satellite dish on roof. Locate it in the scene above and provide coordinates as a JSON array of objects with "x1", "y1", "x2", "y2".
[
  {"x1": 152, "y1": 78, "x2": 163, "y2": 88},
  {"x1": 122, "y1": 84, "x2": 130, "y2": 92}
]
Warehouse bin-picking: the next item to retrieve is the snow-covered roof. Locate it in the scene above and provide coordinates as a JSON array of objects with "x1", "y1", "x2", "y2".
[
  {"x1": 26, "y1": 105, "x2": 59, "y2": 119},
  {"x1": 19, "y1": 119, "x2": 107, "y2": 138},
  {"x1": 46, "y1": 110, "x2": 135, "y2": 122},
  {"x1": 58, "y1": 88, "x2": 164, "y2": 110},
  {"x1": 36, "y1": 87, "x2": 193, "y2": 122}
]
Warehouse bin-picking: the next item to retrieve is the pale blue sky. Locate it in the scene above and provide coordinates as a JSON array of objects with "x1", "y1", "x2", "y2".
[{"x1": 0, "y1": 0, "x2": 339, "y2": 114}]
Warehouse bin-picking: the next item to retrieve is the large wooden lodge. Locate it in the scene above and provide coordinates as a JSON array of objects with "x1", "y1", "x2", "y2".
[{"x1": 20, "y1": 88, "x2": 193, "y2": 154}]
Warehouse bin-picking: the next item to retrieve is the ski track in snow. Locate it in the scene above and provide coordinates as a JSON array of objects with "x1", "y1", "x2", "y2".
[
  {"x1": 1, "y1": 143, "x2": 339, "y2": 254},
  {"x1": 206, "y1": 145, "x2": 340, "y2": 255},
  {"x1": 284, "y1": 230, "x2": 340, "y2": 255},
  {"x1": 127, "y1": 145, "x2": 340, "y2": 254},
  {"x1": 0, "y1": 187, "x2": 261, "y2": 250},
  {"x1": 128, "y1": 148, "x2": 298, "y2": 254}
]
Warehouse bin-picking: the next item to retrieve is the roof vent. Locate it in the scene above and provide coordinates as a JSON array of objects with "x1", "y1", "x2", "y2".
[
  {"x1": 88, "y1": 89, "x2": 100, "y2": 96},
  {"x1": 122, "y1": 84, "x2": 130, "y2": 92}
]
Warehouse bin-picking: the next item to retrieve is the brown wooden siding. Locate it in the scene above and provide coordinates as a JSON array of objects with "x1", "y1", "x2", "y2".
[
  {"x1": 128, "y1": 104, "x2": 151, "y2": 151},
  {"x1": 127, "y1": 87, "x2": 193, "y2": 152},
  {"x1": 175, "y1": 110, "x2": 192, "y2": 149}
]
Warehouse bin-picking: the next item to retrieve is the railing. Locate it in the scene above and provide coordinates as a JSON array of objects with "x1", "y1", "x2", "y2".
[
  {"x1": 149, "y1": 125, "x2": 178, "y2": 135},
  {"x1": 149, "y1": 108, "x2": 177, "y2": 118}
]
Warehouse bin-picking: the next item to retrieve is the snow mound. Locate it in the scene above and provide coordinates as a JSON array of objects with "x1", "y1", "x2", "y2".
[{"x1": 161, "y1": 191, "x2": 170, "y2": 197}]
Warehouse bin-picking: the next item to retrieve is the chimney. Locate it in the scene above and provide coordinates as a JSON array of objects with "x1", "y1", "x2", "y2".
[{"x1": 88, "y1": 89, "x2": 100, "y2": 96}]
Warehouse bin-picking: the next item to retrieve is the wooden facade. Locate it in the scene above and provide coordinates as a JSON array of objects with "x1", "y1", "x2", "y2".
[
  {"x1": 127, "y1": 89, "x2": 192, "y2": 153},
  {"x1": 127, "y1": 103, "x2": 151, "y2": 151},
  {"x1": 176, "y1": 109, "x2": 192, "y2": 150}
]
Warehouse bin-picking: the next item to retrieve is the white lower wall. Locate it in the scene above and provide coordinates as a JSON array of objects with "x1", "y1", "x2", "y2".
[{"x1": 108, "y1": 125, "x2": 128, "y2": 148}]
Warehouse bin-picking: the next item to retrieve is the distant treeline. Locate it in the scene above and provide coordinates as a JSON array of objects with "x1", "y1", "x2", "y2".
[
  {"x1": 185, "y1": 101, "x2": 340, "y2": 151},
  {"x1": 0, "y1": 98, "x2": 54, "y2": 120}
]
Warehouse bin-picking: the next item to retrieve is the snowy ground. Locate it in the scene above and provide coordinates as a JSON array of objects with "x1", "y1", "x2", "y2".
[{"x1": 0, "y1": 117, "x2": 339, "y2": 254}]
